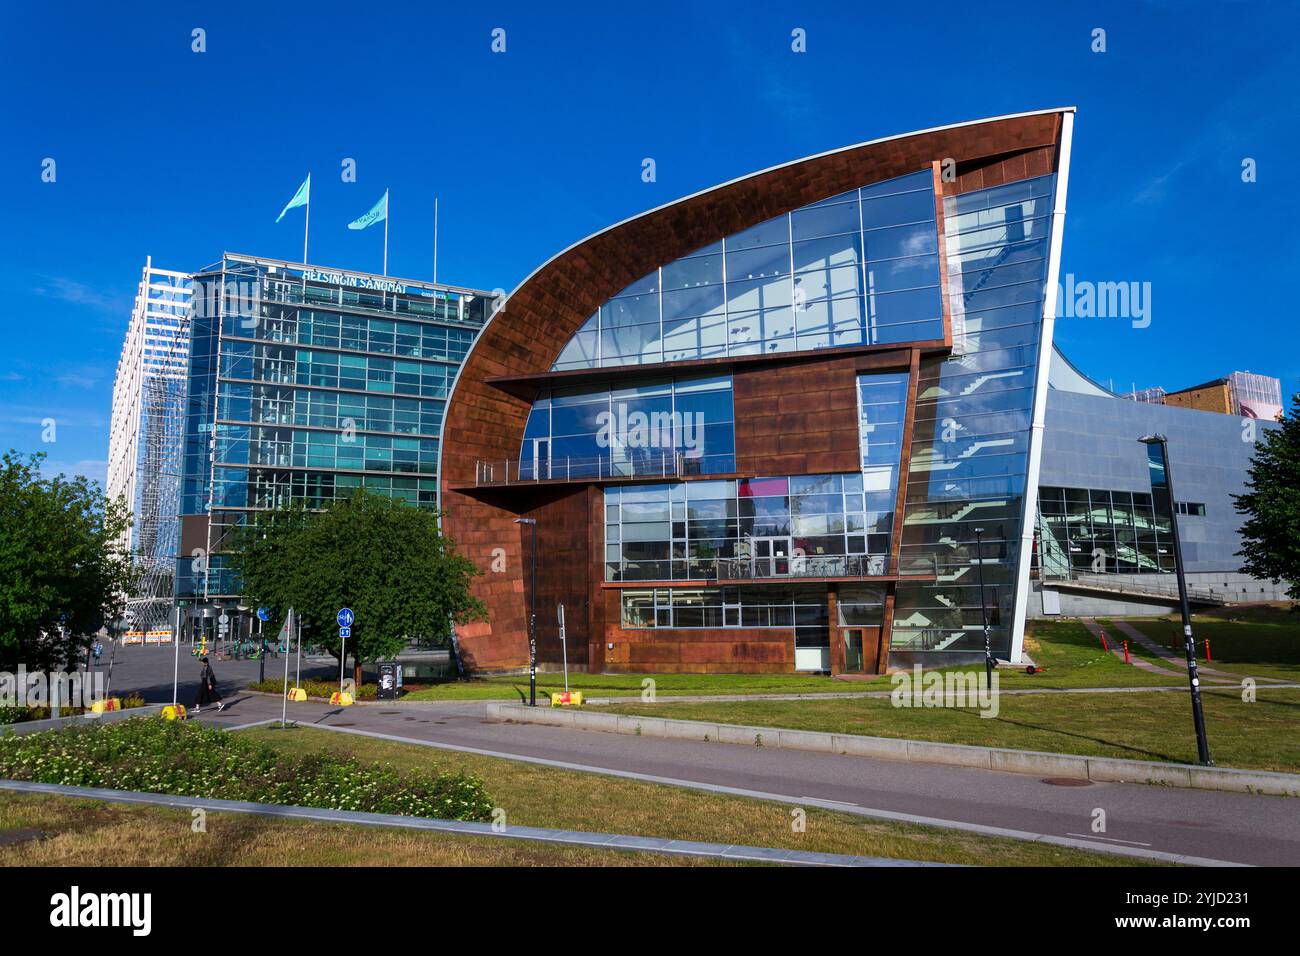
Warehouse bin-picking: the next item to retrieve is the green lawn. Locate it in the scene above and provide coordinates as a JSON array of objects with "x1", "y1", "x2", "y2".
[
  {"x1": 379, "y1": 620, "x2": 1181, "y2": 703},
  {"x1": 0, "y1": 793, "x2": 729, "y2": 868},
  {"x1": 600, "y1": 685, "x2": 1300, "y2": 773},
  {"x1": 398, "y1": 670, "x2": 878, "y2": 701},
  {"x1": 977, "y1": 621, "x2": 1182, "y2": 689},
  {"x1": 232, "y1": 726, "x2": 1137, "y2": 866},
  {"x1": 1119, "y1": 605, "x2": 1300, "y2": 683}
]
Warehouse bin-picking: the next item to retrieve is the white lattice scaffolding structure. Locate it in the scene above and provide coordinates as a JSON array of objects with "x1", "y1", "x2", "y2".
[{"x1": 105, "y1": 258, "x2": 192, "y2": 633}]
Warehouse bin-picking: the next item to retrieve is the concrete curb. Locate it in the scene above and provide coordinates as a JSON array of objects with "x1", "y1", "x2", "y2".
[
  {"x1": 0, "y1": 705, "x2": 164, "y2": 736},
  {"x1": 0, "y1": 779, "x2": 946, "y2": 868},
  {"x1": 485, "y1": 702, "x2": 1300, "y2": 798}
]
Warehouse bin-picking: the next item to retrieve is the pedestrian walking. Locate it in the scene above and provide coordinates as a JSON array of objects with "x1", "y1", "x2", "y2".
[{"x1": 193, "y1": 656, "x2": 225, "y2": 713}]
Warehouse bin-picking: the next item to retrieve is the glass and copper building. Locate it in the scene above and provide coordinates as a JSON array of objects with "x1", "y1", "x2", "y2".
[
  {"x1": 176, "y1": 253, "x2": 493, "y2": 635},
  {"x1": 440, "y1": 109, "x2": 1079, "y2": 673}
]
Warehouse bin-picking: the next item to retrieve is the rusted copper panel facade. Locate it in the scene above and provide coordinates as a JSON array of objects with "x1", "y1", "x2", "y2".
[{"x1": 442, "y1": 111, "x2": 1067, "y2": 672}]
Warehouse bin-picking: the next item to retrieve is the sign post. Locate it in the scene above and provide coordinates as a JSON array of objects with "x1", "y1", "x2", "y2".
[
  {"x1": 337, "y1": 608, "x2": 354, "y2": 693},
  {"x1": 171, "y1": 605, "x2": 181, "y2": 707},
  {"x1": 280, "y1": 608, "x2": 294, "y2": 728},
  {"x1": 558, "y1": 603, "x2": 569, "y2": 693}
]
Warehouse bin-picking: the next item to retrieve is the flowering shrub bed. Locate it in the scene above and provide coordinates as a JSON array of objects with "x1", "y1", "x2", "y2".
[
  {"x1": 247, "y1": 678, "x2": 381, "y2": 699},
  {"x1": 0, "y1": 717, "x2": 493, "y2": 821},
  {"x1": 0, "y1": 693, "x2": 147, "y2": 725}
]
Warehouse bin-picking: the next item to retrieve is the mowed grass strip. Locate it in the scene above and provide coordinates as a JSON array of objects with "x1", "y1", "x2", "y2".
[
  {"x1": 387, "y1": 621, "x2": 1177, "y2": 704},
  {"x1": 1121, "y1": 605, "x2": 1300, "y2": 683},
  {"x1": 602, "y1": 686, "x2": 1300, "y2": 773},
  {"x1": 0, "y1": 793, "x2": 727, "y2": 867},
  {"x1": 939, "y1": 621, "x2": 1183, "y2": 690},
  {"x1": 237, "y1": 727, "x2": 1143, "y2": 866},
  {"x1": 399, "y1": 670, "x2": 868, "y2": 701}
]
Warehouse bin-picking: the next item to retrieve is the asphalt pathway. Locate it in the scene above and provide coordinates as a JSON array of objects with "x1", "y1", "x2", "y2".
[{"x1": 196, "y1": 693, "x2": 1300, "y2": 866}]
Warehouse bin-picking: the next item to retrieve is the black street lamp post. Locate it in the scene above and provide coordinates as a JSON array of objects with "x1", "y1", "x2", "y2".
[
  {"x1": 973, "y1": 527, "x2": 994, "y2": 688},
  {"x1": 1140, "y1": 434, "x2": 1212, "y2": 766},
  {"x1": 514, "y1": 516, "x2": 538, "y2": 706}
]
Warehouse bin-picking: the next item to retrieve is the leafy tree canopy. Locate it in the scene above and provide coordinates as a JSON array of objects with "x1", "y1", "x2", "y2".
[
  {"x1": 1235, "y1": 393, "x2": 1300, "y2": 602},
  {"x1": 0, "y1": 451, "x2": 133, "y2": 669},
  {"x1": 230, "y1": 489, "x2": 484, "y2": 680}
]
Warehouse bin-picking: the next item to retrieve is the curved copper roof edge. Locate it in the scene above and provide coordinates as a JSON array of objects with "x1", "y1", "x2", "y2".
[{"x1": 437, "y1": 107, "x2": 1074, "y2": 498}]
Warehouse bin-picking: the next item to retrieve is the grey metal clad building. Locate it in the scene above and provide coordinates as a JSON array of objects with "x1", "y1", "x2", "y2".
[{"x1": 1032, "y1": 346, "x2": 1287, "y2": 617}]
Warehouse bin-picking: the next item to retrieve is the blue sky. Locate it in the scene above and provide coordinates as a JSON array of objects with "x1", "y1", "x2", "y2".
[{"x1": 1, "y1": 1, "x2": 1296, "y2": 487}]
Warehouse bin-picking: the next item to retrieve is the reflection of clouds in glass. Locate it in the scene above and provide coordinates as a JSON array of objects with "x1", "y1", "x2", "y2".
[{"x1": 900, "y1": 232, "x2": 932, "y2": 258}]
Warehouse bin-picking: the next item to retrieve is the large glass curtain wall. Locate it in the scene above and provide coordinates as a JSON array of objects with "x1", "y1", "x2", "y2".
[
  {"x1": 520, "y1": 375, "x2": 735, "y2": 479},
  {"x1": 621, "y1": 585, "x2": 828, "y2": 632},
  {"x1": 605, "y1": 473, "x2": 894, "y2": 582},
  {"x1": 892, "y1": 174, "x2": 1057, "y2": 655},
  {"x1": 857, "y1": 372, "x2": 909, "y2": 504},
  {"x1": 1038, "y1": 486, "x2": 1175, "y2": 574},
  {"x1": 553, "y1": 170, "x2": 944, "y2": 370}
]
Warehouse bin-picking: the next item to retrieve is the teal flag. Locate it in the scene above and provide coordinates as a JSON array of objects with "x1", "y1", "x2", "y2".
[
  {"x1": 348, "y1": 189, "x2": 388, "y2": 230},
  {"x1": 275, "y1": 174, "x2": 310, "y2": 222}
]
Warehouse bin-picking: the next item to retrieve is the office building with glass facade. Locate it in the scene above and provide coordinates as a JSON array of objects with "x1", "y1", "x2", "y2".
[
  {"x1": 176, "y1": 253, "x2": 492, "y2": 635},
  {"x1": 440, "y1": 109, "x2": 1079, "y2": 673}
]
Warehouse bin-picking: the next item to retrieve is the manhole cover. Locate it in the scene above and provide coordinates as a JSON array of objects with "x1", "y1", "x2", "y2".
[
  {"x1": 1041, "y1": 777, "x2": 1093, "y2": 787},
  {"x1": 0, "y1": 828, "x2": 45, "y2": 847},
  {"x1": 331, "y1": 722, "x2": 355, "y2": 727},
  {"x1": 379, "y1": 711, "x2": 401, "y2": 715}
]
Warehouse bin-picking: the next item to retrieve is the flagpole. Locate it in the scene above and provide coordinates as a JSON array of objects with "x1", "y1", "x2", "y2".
[
  {"x1": 383, "y1": 189, "x2": 389, "y2": 276},
  {"x1": 303, "y1": 177, "x2": 311, "y2": 264},
  {"x1": 433, "y1": 196, "x2": 439, "y2": 286}
]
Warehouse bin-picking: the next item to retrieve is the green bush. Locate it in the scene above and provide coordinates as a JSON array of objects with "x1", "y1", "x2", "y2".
[
  {"x1": 0, "y1": 693, "x2": 148, "y2": 725},
  {"x1": 247, "y1": 678, "x2": 380, "y2": 699},
  {"x1": 0, "y1": 717, "x2": 493, "y2": 821}
]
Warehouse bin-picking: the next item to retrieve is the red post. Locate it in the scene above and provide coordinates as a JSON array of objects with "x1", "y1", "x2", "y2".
[
  {"x1": 1204, "y1": 638, "x2": 1211, "y2": 664},
  {"x1": 1123, "y1": 640, "x2": 1130, "y2": 665},
  {"x1": 1100, "y1": 630, "x2": 1109, "y2": 652}
]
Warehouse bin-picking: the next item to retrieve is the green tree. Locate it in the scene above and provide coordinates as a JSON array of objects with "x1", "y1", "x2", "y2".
[
  {"x1": 0, "y1": 451, "x2": 134, "y2": 670},
  {"x1": 1234, "y1": 393, "x2": 1300, "y2": 601},
  {"x1": 231, "y1": 489, "x2": 485, "y2": 683}
]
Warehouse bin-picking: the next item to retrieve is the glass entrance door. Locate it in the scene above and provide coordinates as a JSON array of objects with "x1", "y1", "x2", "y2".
[
  {"x1": 843, "y1": 629, "x2": 865, "y2": 673},
  {"x1": 529, "y1": 438, "x2": 550, "y2": 480},
  {"x1": 753, "y1": 537, "x2": 792, "y2": 577}
]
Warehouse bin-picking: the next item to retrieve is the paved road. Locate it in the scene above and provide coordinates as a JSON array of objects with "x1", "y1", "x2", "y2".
[
  {"x1": 89, "y1": 642, "x2": 336, "y2": 707},
  {"x1": 197, "y1": 694, "x2": 1300, "y2": 866}
]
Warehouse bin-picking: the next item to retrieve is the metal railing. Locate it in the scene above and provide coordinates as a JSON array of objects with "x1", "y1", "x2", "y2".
[
  {"x1": 606, "y1": 553, "x2": 944, "y2": 583},
  {"x1": 609, "y1": 553, "x2": 891, "y2": 582},
  {"x1": 475, "y1": 452, "x2": 737, "y2": 485},
  {"x1": 1040, "y1": 568, "x2": 1227, "y2": 605}
]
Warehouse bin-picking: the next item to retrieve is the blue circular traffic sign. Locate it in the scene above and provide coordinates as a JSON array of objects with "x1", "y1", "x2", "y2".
[
  {"x1": 337, "y1": 608, "x2": 354, "y2": 627},
  {"x1": 257, "y1": 607, "x2": 270, "y2": 622}
]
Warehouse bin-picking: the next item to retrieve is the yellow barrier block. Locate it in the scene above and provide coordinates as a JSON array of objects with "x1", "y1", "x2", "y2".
[
  {"x1": 550, "y1": 691, "x2": 583, "y2": 707},
  {"x1": 329, "y1": 692, "x2": 354, "y2": 706},
  {"x1": 286, "y1": 688, "x2": 308, "y2": 702},
  {"x1": 89, "y1": 698, "x2": 121, "y2": 715},
  {"x1": 161, "y1": 704, "x2": 188, "y2": 720}
]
